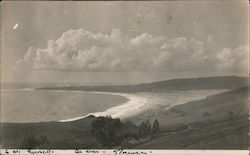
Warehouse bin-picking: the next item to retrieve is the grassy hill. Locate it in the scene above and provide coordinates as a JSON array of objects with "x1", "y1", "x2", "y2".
[{"x1": 135, "y1": 87, "x2": 249, "y2": 149}]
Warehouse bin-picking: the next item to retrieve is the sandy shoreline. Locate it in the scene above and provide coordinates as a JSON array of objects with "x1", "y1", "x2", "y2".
[
  {"x1": 58, "y1": 90, "x2": 226, "y2": 122},
  {"x1": 58, "y1": 91, "x2": 148, "y2": 122},
  {"x1": 1, "y1": 88, "x2": 149, "y2": 123},
  {"x1": 1, "y1": 88, "x2": 227, "y2": 123}
]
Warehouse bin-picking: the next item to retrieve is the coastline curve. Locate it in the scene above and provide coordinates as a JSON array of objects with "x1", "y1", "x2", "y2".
[{"x1": 58, "y1": 91, "x2": 148, "y2": 122}]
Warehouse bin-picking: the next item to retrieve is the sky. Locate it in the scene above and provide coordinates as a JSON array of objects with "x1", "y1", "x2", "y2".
[{"x1": 1, "y1": 1, "x2": 249, "y2": 84}]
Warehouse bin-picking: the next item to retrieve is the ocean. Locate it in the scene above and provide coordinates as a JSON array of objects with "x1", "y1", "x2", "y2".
[
  {"x1": 1, "y1": 82, "x2": 226, "y2": 123},
  {"x1": 1, "y1": 82, "x2": 128, "y2": 123}
]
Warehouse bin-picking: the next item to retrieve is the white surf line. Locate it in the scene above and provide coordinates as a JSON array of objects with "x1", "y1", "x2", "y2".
[
  {"x1": 1, "y1": 88, "x2": 148, "y2": 121},
  {"x1": 34, "y1": 90, "x2": 149, "y2": 122},
  {"x1": 58, "y1": 91, "x2": 148, "y2": 122}
]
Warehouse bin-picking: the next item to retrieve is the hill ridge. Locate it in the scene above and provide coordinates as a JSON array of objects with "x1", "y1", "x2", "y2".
[{"x1": 38, "y1": 76, "x2": 249, "y2": 92}]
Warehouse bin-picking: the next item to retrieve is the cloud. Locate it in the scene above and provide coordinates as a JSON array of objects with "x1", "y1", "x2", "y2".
[
  {"x1": 17, "y1": 28, "x2": 248, "y2": 73},
  {"x1": 216, "y1": 46, "x2": 248, "y2": 72}
]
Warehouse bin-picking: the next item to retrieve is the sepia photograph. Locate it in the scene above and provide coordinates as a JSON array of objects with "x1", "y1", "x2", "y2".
[{"x1": 0, "y1": 0, "x2": 249, "y2": 152}]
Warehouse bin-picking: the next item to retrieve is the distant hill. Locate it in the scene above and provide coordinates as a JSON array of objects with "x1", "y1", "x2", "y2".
[{"x1": 38, "y1": 76, "x2": 249, "y2": 92}]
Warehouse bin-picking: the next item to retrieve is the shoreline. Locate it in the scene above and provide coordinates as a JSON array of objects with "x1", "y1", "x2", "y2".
[
  {"x1": 1, "y1": 87, "x2": 248, "y2": 149},
  {"x1": 57, "y1": 90, "x2": 148, "y2": 122},
  {"x1": 2, "y1": 88, "x2": 149, "y2": 123},
  {"x1": 1, "y1": 89, "x2": 227, "y2": 123},
  {"x1": 56, "y1": 89, "x2": 226, "y2": 122}
]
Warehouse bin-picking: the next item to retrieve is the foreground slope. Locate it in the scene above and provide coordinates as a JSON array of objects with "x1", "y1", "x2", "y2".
[
  {"x1": 1, "y1": 116, "x2": 138, "y2": 149},
  {"x1": 135, "y1": 87, "x2": 249, "y2": 149}
]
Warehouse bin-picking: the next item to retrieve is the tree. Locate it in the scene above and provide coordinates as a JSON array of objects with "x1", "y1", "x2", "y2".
[
  {"x1": 138, "y1": 119, "x2": 152, "y2": 138},
  {"x1": 20, "y1": 134, "x2": 48, "y2": 149},
  {"x1": 20, "y1": 134, "x2": 39, "y2": 149},
  {"x1": 145, "y1": 119, "x2": 151, "y2": 136},
  {"x1": 91, "y1": 116, "x2": 122, "y2": 148},
  {"x1": 138, "y1": 121, "x2": 146, "y2": 137},
  {"x1": 151, "y1": 119, "x2": 160, "y2": 137},
  {"x1": 37, "y1": 135, "x2": 49, "y2": 147}
]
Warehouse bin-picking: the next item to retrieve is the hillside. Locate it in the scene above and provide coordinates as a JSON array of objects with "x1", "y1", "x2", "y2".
[
  {"x1": 1, "y1": 116, "x2": 138, "y2": 149},
  {"x1": 37, "y1": 76, "x2": 249, "y2": 92},
  {"x1": 135, "y1": 87, "x2": 249, "y2": 149}
]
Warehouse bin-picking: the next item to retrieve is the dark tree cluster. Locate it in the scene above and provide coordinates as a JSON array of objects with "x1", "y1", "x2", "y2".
[
  {"x1": 138, "y1": 119, "x2": 160, "y2": 138},
  {"x1": 91, "y1": 116, "x2": 122, "y2": 148},
  {"x1": 91, "y1": 116, "x2": 160, "y2": 148},
  {"x1": 20, "y1": 134, "x2": 49, "y2": 149}
]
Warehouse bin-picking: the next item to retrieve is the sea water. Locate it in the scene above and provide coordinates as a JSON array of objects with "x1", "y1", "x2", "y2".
[{"x1": 1, "y1": 89, "x2": 128, "y2": 123}]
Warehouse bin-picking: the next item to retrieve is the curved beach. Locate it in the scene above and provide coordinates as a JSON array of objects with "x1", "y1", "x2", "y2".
[
  {"x1": 1, "y1": 89, "x2": 132, "y2": 123},
  {"x1": 59, "y1": 91, "x2": 148, "y2": 122},
  {"x1": 1, "y1": 88, "x2": 227, "y2": 123}
]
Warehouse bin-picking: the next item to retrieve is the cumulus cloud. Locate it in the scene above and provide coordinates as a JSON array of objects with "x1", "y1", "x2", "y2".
[
  {"x1": 216, "y1": 46, "x2": 248, "y2": 72},
  {"x1": 17, "y1": 28, "x2": 248, "y2": 73}
]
